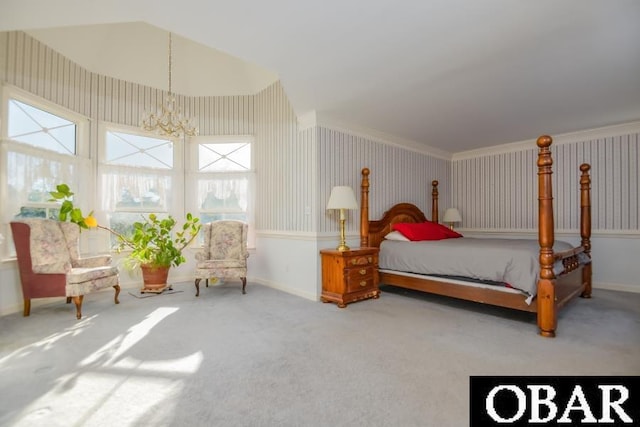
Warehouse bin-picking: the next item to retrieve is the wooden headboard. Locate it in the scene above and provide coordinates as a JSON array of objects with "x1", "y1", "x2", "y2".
[{"x1": 359, "y1": 167, "x2": 439, "y2": 248}]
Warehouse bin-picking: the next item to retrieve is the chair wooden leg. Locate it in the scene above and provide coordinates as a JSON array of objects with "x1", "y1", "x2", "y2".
[
  {"x1": 241, "y1": 277, "x2": 247, "y2": 294},
  {"x1": 23, "y1": 299, "x2": 31, "y2": 317},
  {"x1": 195, "y1": 278, "x2": 201, "y2": 297},
  {"x1": 206, "y1": 278, "x2": 209, "y2": 288},
  {"x1": 113, "y1": 284, "x2": 121, "y2": 304},
  {"x1": 73, "y1": 295, "x2": 84, "y2": 320},
  {"x1": 66, "y1": 297, "x2": 72, "y2": 304}
]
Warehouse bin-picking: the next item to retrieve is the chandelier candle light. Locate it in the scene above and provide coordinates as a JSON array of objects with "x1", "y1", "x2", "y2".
[
  {"x1": 141, "y1": 32, "x2": 198, "y2": 138},
  {"x1": 326, "y1": 186, "x2": 358, "y2": 251}
]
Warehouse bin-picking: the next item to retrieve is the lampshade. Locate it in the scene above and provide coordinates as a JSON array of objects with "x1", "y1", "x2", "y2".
[
  {"x1": 443, "y1": 208, "x2": 462, "y2": 223},
  {"x1": 326, "y1": 186, "x2": 358, "y2": 210}
]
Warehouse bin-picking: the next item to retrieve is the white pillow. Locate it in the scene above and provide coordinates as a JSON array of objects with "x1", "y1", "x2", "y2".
[{"x1": 384, "y1": 231, "x2": 410, "y2": 241}]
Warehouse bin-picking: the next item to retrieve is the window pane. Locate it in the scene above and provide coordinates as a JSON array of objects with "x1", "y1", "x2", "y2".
[
  {"x1": 5, "y1": 150, "x2": 77, "y2": 219},
  {"x1": 194, "y1": 139, "x2": 253, "y2": 246},
  {"x1": 106, "y1": 131, "x2": 173, "y2": 169},
  {"x1": 198, "y1": 177, "x2": 248, "y2": 212},
  {"x1": 13, "y1": 207, "x2": 59, "y2": 220},
  {"x1": 8, "y1": 99, "x2": 77, "y2": 155},
  {"x1": 101, "y1": 172, "x2": 172, "y2": 212},
  {"x1": 199, "y1": 142, "x2": 250, "y2": 172},
  {"x1": 107, "y1": 212, "x2": 169, "y2": 247}
]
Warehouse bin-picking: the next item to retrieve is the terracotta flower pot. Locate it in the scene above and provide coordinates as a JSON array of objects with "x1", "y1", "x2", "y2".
[{"x1": 140, "y1": 264, "x2": 170, "y2": 292}]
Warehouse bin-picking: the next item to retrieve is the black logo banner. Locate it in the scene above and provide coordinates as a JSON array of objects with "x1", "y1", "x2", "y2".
[{"x1": 470, "y1": 376, "x2": 639, "y2": 426}]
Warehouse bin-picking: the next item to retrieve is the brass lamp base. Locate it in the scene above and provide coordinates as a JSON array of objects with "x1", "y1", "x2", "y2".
[{"x1": 336, "y1": 215, "x2": 349, "y2": 252}]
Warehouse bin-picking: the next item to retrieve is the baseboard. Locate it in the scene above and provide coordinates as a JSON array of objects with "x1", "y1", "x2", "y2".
[
  {"x1": 249, "y1": 277, "x2": 318, "y2": 302},
  {"x1": 0, "y1": 284, "x2": 140, "y2": 317},
  {"x1": 0, "y1": 301, "x2": 31, "y2": 316},
  {"x1": 112, "y1": 273, "x2": 319, "y2": 301},
  {"x1": 592, "y1": 282, "x2": 640, "y2": 294}
]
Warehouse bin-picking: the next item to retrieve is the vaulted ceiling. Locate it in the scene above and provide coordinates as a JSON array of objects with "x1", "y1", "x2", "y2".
[{"x1": 2, "y1": 1, "x2": 640, "y2": 153}]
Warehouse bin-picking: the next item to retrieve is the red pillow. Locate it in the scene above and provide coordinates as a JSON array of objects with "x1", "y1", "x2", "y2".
[
  {"x1": 439, "y1": 223, "x2": 463, "y2": 239},
  {"x1": 392, "y1": 221, "x2": 462, "y2": 241}
]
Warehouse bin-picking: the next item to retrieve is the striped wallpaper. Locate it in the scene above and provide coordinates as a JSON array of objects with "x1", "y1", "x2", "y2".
[
  {"x1": 0, "y1": 32, "x2": 256, "y2": 136},
  {"x1": 452, "y1": 131, "x2": 640, "y2": 231},
  {"x1": 254, "y1": 81, "x2": 317, "y2": 232},
  {"x1": 317, "y1": 127, "x2": 451, "y2": 234},
  {"x1": 3, "y1": 30, "x2": 638, "y2": 236}
]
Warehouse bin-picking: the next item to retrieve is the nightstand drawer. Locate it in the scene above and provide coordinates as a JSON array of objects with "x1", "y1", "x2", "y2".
[
  {"x1": 345, "y1": 265, "x2": 375, "y2": 280},
  {"x1": 345, "y1": 275, "x2": 375, "y2": 293},
  {"x1": 346, "y1": 255, "x2": 376, "y2": 267}
]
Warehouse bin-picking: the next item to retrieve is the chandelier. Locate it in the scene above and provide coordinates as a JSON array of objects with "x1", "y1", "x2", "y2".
[{"x1": 140, "y1": 32, "x2": 198, "y2": 137}]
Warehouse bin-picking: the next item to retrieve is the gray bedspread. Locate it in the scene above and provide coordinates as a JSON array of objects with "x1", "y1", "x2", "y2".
[{"x1": 379, "y1": 237, "x2": 574, "y2": 297}]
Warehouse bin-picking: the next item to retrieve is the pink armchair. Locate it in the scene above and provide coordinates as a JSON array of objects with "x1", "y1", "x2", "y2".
[{"x1": 11, "y1": 219, "x2": 120, "y2": 319}]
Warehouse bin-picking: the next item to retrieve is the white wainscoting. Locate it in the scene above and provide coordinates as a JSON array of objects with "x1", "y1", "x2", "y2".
[{"x1": 250, "y1": 232, "x2": 337, "y2": 301}]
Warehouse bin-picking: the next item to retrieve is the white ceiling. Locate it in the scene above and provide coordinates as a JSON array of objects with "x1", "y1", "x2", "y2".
[
  {"x1": 25, "y1": 23, "x2": 279, "y2": 97},
  {"x1": 2, "y1": 0, "x2": 640, "y2": 153}
]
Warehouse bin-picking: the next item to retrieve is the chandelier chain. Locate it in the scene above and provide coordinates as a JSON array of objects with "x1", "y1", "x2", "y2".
[
  {"x1": 168, "y1": 32, "x2": 172, "y2": 94},
  {"x1": 140, "y1": 32, "x2": 198, "y2": 137}
]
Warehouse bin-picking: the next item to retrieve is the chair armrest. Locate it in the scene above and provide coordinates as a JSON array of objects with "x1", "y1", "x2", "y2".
[
  {"x1": 195, "y1": 251, "x2": 208, "y2": 262},
  {"x1": 74, "y1": 255, "x2": 112, "y2": 268}
]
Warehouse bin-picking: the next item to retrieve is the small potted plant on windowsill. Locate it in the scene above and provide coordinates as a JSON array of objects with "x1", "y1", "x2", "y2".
[{"x1": 50, "y1": 184, "x2": 201, "y2": 293}]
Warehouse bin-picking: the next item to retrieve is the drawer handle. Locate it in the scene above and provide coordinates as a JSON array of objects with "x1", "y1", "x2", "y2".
[
  {"x1": 360, "y1": 281, "x2": 367, "y2": 287},
  {"x1": 359, "y1": 269, "x2": 366, "y2": 275},
  {"x1": 368, "y1": 257, "x2": 372, "y2": 263}
]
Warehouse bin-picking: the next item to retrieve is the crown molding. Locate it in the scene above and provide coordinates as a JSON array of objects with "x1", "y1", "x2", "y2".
[
  {"x1": 299, "y1": 113, "x2": 640, "y2": 163},
  {"x1": 296, "y1": 110, "x2": 453, "y2": 161},
  {"x1": 452, "y1": 120, "x2": 640, "y2": 161}
]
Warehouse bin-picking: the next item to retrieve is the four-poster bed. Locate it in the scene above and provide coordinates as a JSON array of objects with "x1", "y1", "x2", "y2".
[{"x1": 359, "y1": 135, "x2": 592, "y2": 337}]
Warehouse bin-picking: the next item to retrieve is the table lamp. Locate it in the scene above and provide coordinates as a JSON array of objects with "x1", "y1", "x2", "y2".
[
  {"x1": 326, "y1": 186, "x2": 358, "y2": 251},
  {"x1": 443, "y1": 208, "x2": 462, "y2": 230}
]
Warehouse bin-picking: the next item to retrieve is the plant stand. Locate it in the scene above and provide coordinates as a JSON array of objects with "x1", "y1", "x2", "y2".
[{"x1": 140, "y1": 284, "x2": 173, "y2": 294}]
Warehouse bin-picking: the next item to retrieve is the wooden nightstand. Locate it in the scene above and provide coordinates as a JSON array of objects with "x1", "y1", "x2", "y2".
[{"x1": 320, "y1": 247, "x2": 380, "y2": 308}]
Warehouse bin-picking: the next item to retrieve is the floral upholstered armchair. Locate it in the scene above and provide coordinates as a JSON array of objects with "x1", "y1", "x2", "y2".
[
  {"x1": 10, "y1": 219, "x2": 120, "y2": 319},
  {"x1": 194, "y1": 220, "x2": 249, "y2": 297}
]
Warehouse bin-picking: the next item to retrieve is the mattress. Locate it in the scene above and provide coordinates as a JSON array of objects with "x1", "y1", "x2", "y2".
[{"x1": 379, "y1": 237, "x2": 574, "y2": 300}]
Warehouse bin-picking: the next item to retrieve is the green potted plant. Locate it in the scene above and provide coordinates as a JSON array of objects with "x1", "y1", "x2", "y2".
[
  {"x1": 122, "y1": 213, "x2": 201, "y2": 292},
  {"x1": 50, "y1": 184, "x2": 201, "y2": 292}
]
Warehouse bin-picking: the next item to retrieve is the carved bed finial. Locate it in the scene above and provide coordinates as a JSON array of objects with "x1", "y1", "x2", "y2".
[{"x1": 536, "y1": 135, "x2": 552, "y2": 148}]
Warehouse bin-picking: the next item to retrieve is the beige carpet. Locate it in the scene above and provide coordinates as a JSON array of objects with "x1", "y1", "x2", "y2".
[{"x1": 1, "y1": 282, "x2": 638, "y2": 427}]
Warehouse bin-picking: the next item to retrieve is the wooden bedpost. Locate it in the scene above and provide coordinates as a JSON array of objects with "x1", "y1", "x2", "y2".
[
  {"x1": 360, "y1": 168, "x2": 370, "y2": 247},
  {"x1": 536, "y1": 135, "x2": 557, "y2": 337},
  {"x1": 580, "y1": 163, "x2": 592, "y2": 298},
  {"x1": 432, "y1": 180, "x2": 439, "y2": 223}
]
